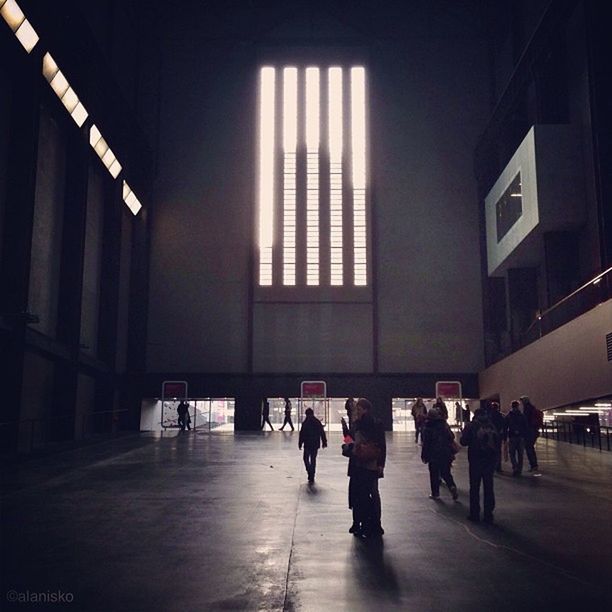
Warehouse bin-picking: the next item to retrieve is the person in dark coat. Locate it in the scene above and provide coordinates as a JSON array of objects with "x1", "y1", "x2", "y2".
[
  {"x1": 460, "y1": 407, "x2": 499, "y2": 523},
  {"x1": 342, "y1": 398, "x2": 386, "y2": 538},
  {"x1": 177, "y1": 401, "x2": 190, "y2": 430},
  {"x1": 520, "y1": 396, "x2": 540, "y2": 472},
  {"x1": 298, "y1": 408, "x2": 327, "y2": 482},
  {"x1": 506, "y1": 400, "x2": 528, "y2": 476},
  {"x1": 411, "y1": 398, "x2": 428, "y2": 443},
  {"x1": 280, "y1": 397, "x2": 295, "y2": 431},
  {"x1": 261, "y1": 398, "x2": 273, "y2": 430},
  {"x1": 421, "y1": 408, "x2": 458, "y2": 500},
  {"x1": 487, "y1": 401, "x2": 506, "y2": 473},
  {"x1": 433, "y1": 397, "x2": 449, "y2": 421}
]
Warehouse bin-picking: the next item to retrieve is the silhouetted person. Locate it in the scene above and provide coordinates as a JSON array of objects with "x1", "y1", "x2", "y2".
[
  {"x1": 411, "y1": 398, "x2": 428, "y2": 443},
  {"x1": 433, "y1": 397, "x2": 448, "y2": 421},
  {"x1": 460, "y1": 407, "x2": 499, "y2": 523},
  {"x1": 506, "y1": 400, "x2": 528, "y2": 476},
  {"x1": 177, "y1": 401, "x2": 191, "y2": 430},
  {"x1": 280, "y1": 397, "x2": 294, "y2": 431},
  {"x1": 487, "y1": 401, "x2": 506, "y2": 473},
  {"x1": 345, "y1": 397, "x2": 355, "y2": 427},
  {"x1": 462, "y1": 403, "x2": 471, "y2": 424},
  {"x1": 298, "y1": 408, "x2": 327, "y2": 483},
  {"x1": 342, "y1": 398, "x2": 386, "y2": 538},
  {"x1": 421, "y1": 408, "x2": 458, "y2": 500},
  {"x1": 261, "y1": 398, "x2": 273, "y2": 430},
  {"x1": 520, "y1": 396, "x2": 541, "y2": 472}
]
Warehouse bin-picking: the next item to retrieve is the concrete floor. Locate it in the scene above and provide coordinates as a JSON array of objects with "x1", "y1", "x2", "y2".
[{"x1": 2, "y1": 431, "x2": 612, "y2": 612}]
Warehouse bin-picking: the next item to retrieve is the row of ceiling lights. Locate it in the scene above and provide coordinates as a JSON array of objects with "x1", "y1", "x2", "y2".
[{"x1": 1, "y1": 0, "x2": 142, "y2": 215}]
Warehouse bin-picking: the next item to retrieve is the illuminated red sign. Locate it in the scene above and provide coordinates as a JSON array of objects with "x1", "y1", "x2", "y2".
[
  {"x1": 162, "y1": 381, "x2": 188, "y2": 399},
  {"x1": 435, "y1": 381, "x2": 462, "y2": 399},
  {"x1": 301, "y1": 381, "x2": 327, "y2": 398}
]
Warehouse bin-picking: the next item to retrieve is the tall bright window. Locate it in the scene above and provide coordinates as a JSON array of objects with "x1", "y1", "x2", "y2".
[{"x1": 257, "y1": 65, "x2": 368, "y2": 287}]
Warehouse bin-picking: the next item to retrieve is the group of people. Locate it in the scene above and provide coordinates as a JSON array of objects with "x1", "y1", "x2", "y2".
[
  {"x1": 259, "y1": 394, "x2": 543, "y2": 532},
  {"x1": 420, "y1": 395, "x2": 543, "y2": 524},
  {"x1": 411, "y1": 397, "x2": 472, "y2": 443}
]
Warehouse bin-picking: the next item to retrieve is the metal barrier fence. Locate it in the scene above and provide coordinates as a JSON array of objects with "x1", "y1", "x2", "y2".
[
  {"x1": 542, "y1": 421, "x2": 612, "y2": 452},
  {"x1": 0, "y1": 409, "x2": 129, "y2": 455}
]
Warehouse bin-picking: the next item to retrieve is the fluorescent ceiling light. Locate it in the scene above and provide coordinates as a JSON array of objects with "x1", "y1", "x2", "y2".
[{"x1": 14, "y1": 19, "x2": 38, "y2": 52}]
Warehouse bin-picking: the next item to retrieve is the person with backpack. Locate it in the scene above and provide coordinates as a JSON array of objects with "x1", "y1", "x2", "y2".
[
  {"x1": 421, "y1": 407, "x2": 458, "y2": 500},
  {"x1": 520, "y1": 396, "x2": 541, "y2": 472},
  {"x1": 460, "y1": 407, "x2": 499, "y2": 523},
  {"x1": 505, "y1": 400, "x2": 528, "y2": 476}
]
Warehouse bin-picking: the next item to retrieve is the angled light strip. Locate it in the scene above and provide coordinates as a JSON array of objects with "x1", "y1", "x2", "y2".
[
  {"x1": 329, "y1": 67, "x2": 343, "y2": 286},
  {"x1": 122, "y1": 181, "x2": 142, "y2": 216},
  {"x1": 282, "y1": 67, "x2": 297, "y2": 286},
  {"x1": 89, "y1": 124, "x2": 122, "y2": 179},
  {"x1": 42, "y1": 53, "x2": 89, "y2": 127},
  {"x1": 306, "y1": 67, "x2": 320, "y2": 286},
  {"x1": 0, "y1": 0, "x2": 39, "y2": 53},
  {"x1": 258, "y1": 67, "x2": 275, "y2": 285},
  {"x1": 351, "y1": 67, "x2": 367, "y2": 286}
]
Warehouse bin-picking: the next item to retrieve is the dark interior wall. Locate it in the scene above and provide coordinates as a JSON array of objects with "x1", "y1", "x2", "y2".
[{"x1": 148, "y1": 1, "x2": 489, "y2": 375}]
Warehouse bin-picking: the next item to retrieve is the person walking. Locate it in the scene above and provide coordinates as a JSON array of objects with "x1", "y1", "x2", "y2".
[
  {"x1": 421, "y1": 407, "x2": 458, "y2": 500},
  {"x1": 520, "y1": 396, "x2": 541, "y2": 472},
  {"x1": 460, "y1": 407, "x2": 499, "y2": 523},
  {"x1": 487, "y1": 401, "x2": 506, "y2": 473},
  {"x1": 261, "y1": 398, "x2": 273, "y2": 431},
  {"x1": 506, "y1": 400, "x2": 528, "y2": 476},
  {"x1": 298, "y1": 408, "x2": 327, "y2": 483},
  {"x1": 342, "y1": 398, "x2": 386, "y2": 538},
  {"x1": 411, "y1": 398, "x2": 428, "y2": 443},
  {"x1": 345, "y1": 397, "x2": 355, "y2": 428},
  {"x1": 279, "y1": 397, "x2": 295, "y2": 431},
  {"x1": 177, "y1": 401, "x2": 191, "y2": 431}
]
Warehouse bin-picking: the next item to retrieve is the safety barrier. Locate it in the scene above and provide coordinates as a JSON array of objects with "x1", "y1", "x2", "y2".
[{"x1": 541, "y1": 421, "x2": 611, "y2": 452}]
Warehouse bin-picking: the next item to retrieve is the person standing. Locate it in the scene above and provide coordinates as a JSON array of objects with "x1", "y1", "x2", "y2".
[
  {"x1": 433, "y1": 397, "x2": 449, "y2": 421},
  {"x1": 411, "y1": 398, "x2": 428, "y2": 443},
  {"x1": 342, "y1": 398, "x2": 386, "y2": 538},
  {"x1": 460, "y1": 407, "x2": 499, "y2": 523},
  {"x1": 520, "y1": 396, "x2": 541, "y2": 472},
  {"x1": 298, "y1": 408, "x2": 327, "y2": 483},
  {"x1": 487, "y1": 401, "x2": 506, "y2": 473},
  {"x1": 344, "y1": 397, "x2": 355, "y2": 428},
  {"x1": 421, "y1": 408, "x2": 458, "y2": 500},
  {"x1": 261, "y1": 398, "x2": 273, "y2": 431},
  {"x1": 506, "y1": 400, "x2": 528, "y2": 476},
  {"x1": 279, "y1": 397, "x2": 295, "y2": 431}
]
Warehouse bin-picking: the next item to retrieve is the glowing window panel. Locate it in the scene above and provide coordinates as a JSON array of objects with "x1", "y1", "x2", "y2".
[
  {"x1": 306, "y1": 67, "x2": 320, "y2": 286},
  {"x1": 122, "y1": 181, "x2": 142, "y2": 216},
  {"x1": 89, "y1": 124, "x2": 122, "y2": 179},
  {"x1": 258, "y1": 67, "x2": 275, "y2": 285},
  {"x1": 283, "y1": 67, "x2": 297, "y2": 285},
  {"x1": 351, "y1": 67, "x2": 367, "y2": 286},
  {"x1": 0, "y1": 0, "x2": 38, "y2": 52},
  {"x1": 42, "y1": 54, "x2": 89, "y2": 127},
  {"x1": 329, "y1": 67, "x2": 343, "y2": 285}
]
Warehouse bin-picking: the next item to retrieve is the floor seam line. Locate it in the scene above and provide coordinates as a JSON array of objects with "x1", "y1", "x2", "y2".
[{"x1": 282, "y1": 482, "x2": 302, "y2": 612}]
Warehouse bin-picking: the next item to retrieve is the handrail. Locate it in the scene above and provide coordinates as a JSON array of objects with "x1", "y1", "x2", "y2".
[{"x1": 524, "y1": 266, "x2": 611, "y2": 335}]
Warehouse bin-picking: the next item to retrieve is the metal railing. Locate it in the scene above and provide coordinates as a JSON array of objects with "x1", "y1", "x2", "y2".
[
  {"x1": 0, "y1": 409, "x2": 130, "y2": 456},
  {"x1": 541, "y1": 421, "x2": 612, "y2": 452},
  {"x1": 521, "y1": 266, "x2": 611, "y2": 347}
]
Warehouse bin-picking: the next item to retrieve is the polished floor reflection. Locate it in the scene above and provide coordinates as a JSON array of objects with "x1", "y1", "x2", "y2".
[{"x1": 2, "y1": 431, "x2": 612, "y2": 611}]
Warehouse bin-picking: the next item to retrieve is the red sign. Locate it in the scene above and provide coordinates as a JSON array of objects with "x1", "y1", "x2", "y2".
[
  {"x1": 301, "y1": 381, "x2": 327, "y2": 398},
  {"x1": 162, "y1": 380, "x2": 188, "y2": 399},
  {"x1": 435, "y1": 381, "x2": 462, "y2": 399}
]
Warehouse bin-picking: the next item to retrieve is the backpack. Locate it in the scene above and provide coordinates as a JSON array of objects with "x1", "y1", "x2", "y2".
[
  {"x1": 475, "y1": 419, "x2": 498, "y2": 454},
  {"x1": 532, "y1": 408, "x2": 544, "y2": 429}
]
